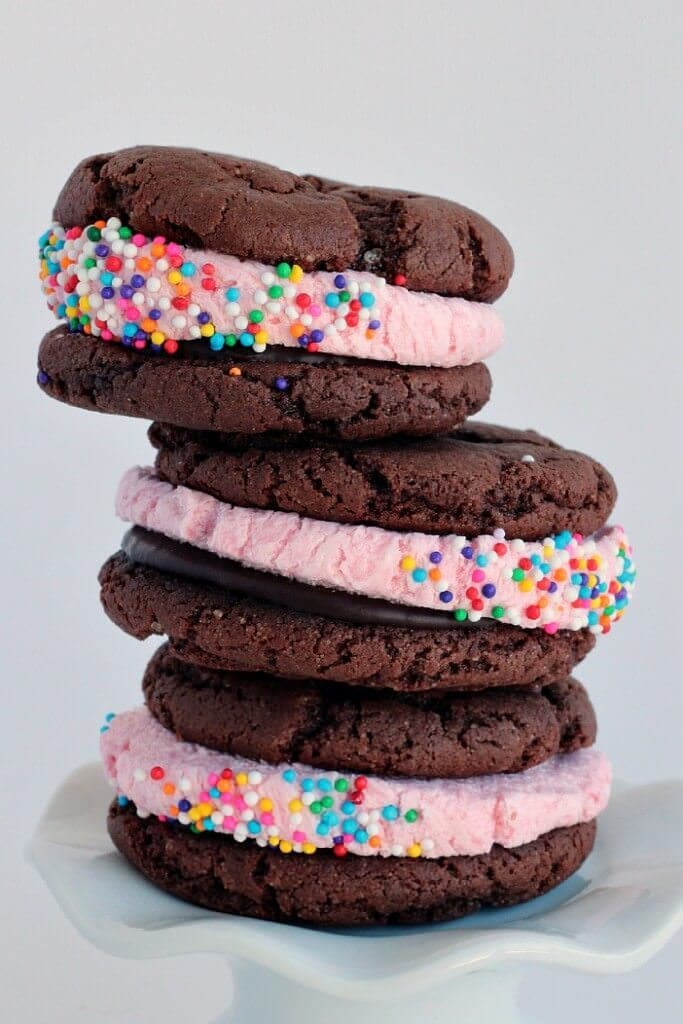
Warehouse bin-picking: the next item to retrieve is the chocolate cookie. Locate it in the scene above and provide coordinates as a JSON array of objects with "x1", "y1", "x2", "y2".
[
  {"x1": 108, "y1": 802, "x2": 595, "y2": 927},
  {"x1": 150, "y1": 420, "x2": 617, "y2": 539},
  {"x1": 54, "y1": 146, "x2": 513, "y2": 300},
  {"x1": 99, "y1": 551, "x2": 595, "y2": 692},
  {"x1": 143, "y1": 644, "x2": 596, "y2": 779},
  {"x1": 37, "y1": 327, "x2": 492, "y2": 441}
]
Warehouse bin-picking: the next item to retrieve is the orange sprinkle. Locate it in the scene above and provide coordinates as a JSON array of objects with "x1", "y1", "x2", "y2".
[
  {"x1": 229, "y1": 367, "x2": 242, "y2": 377},
  {"x1": 136, "y1": 256, "x2": 152, "y2": 272},
  {"x1": 151, "y1": 243, "x2": 166, "y2": 258},
  {"x1": 290, "y1": 324, "x2": 305, "y2": 339},
  {"x1": 429, "y1": 568, "x2": 442, "y2": 582},
  {"x1": 163, "y1": 782, "x2": 176, "y2": 796}
]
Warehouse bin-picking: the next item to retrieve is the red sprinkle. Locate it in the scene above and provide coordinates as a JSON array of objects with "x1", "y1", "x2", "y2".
[
  {"x1": 150, "y1": 766, "x2": 164, "y2": 780},
  {"x1": 526, "y1": 605, "x2": 541, "y2": 620},
  {"x1": 393, "y1": 273, "x2": 407, "y2": 286},
  {"x1": 355, "y1": 777, "x2": 368, "y2": 791},
  {"x1": 494, "y1": 542, "x2": 507, "y2": 556},
  {"x1": 105, "y1": 255, "x2": 123, "y2": 272},
  {"x1": 201, "y1": 277, "x2": 217, "y2": 291},
  {"x1": 295, "y1": 293, "x2": 311, "y2": 309},
  {"x1": 221, "y1": 768, "x2": 233, "y2": 779},
  {"x1": 333, "y1": 844, "x2": 348, "y2": 857},
  {"x1": 202, "y1": 262, "x2": 216, "y2": 275},
  {"x1": 164, "y1": 339, "x2": 179, "y2": 355},
  {"x1": 172, "y1": 296, "x2": 189, "y2": 309}
]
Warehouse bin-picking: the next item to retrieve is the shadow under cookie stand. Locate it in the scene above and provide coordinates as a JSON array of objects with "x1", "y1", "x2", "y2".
[{"x1": 29, "y1": 765, "x2": 683, "y2": 1024}]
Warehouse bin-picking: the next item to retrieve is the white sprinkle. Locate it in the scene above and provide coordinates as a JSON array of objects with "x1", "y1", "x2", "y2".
[
  {"x1": 253, "y1": 289, "x2": 267, "y2": 304},
  {"x1": 235, "y1": 315, "x2": 248, "y2": 331},
  {"x1": 227, "y1": 301, "x2": 241, "y2": 316},
  {"x1": 261, "y1": 271, "x2": 275, "y2": 286},
  {"x1": 158, "y1": 296, "x2": 171, "y2": 311},
  {"x1": 248, "y1": 770, "x2": 263, "y2": 785},
  {"x1": 147, "y1": 276, "x2": 161, "y2": 293},
  {"x1": 521, "y1": 454, "x2": 535, "y2": 463}
]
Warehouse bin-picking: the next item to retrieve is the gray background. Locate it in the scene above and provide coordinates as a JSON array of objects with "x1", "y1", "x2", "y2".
[{"x1": 1, "y1": 0, "x2": 681, "y2": 1019}]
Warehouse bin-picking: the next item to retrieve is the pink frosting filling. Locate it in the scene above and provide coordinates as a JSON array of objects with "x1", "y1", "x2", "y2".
[
  {"x1": 101, "y1": 707, "x2": 610, "y2": 859},
  {"x1": 41, "y1": 221, "x2": 504, "y2": 368},
  {"x1": 116, "y1": 468, "x2": 635, "y2": 634}
]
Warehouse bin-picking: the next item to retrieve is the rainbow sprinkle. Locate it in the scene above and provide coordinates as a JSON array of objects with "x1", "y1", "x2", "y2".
[
  {"x1": 101, "y1": 714, "x2": 427, "y2": 859},
  {"x1": 399, "y1": 527, "x2": 635, "y2": 635},
  {"x1": 38, "y1": 220, "x2": 383, "y2": 356}
]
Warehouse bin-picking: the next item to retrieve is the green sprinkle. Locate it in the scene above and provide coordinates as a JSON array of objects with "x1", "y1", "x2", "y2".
[
  {"x1": 225, "y1": 334, "x2": 237, "y2": 347},
  {"x1": 84, "y1": 257, "x2": 96, "y2": 269},
  {"x1": 86, "y1": 226, "x2": 101, "y2": 241},
  {"x1": 268, "y1": 285, "x2": 283, "y2": 299},
  {"x1": 276, "y1": 262, "x2": 291, "y2": 279},
  {"x1": 310, "y1": 801, "x2": 322, "y2": 815},
  {"x1": 249, "y1": 309, "x2": 264, "y2": 323},
  {"x1": 404, "y1": 809, "x2": 419, "y2": 823},
  {"x1": 454, "y1": 608, "x2": 468, "y2": 621},
  {"x1": 334, "y1": 779, "x2": 349, "y2": 792},
  {"x1": 339, "y1": 289, "x2": 350, "y2": 302},
  {"x1": 512, "y1": 568, "x2": 525, "y2": 582},
  {"x1": 321, "y1": 795, "x2": 334, "y2": 809},
  {"x1": 119, "y1": 226, "x2": 132, "y2": 239},
  {"x1": 492, "y1": 605, "x2": 505, "y2": 619}
]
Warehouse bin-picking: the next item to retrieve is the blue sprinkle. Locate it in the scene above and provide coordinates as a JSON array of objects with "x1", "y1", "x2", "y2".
[
  {"x1": 354, "y1": 829, "x2": 369, "y2": 844},
  {"x1": 325, "y1": 292, "x2": 340, "y2": 308},
  {"x1": 342, "y1": 818, "x2": 357, "y2": 833},
  {"x1": 341, "y1": 802, "x2": 356, "y2": 816},
  {"x1": 301, "y1": 777, "x2": 314, "y2": 791},
  {"x1": 225, "y1": 286, "x2": 240, "y2": 301},
  {"x1": 181, "y1": 262, "x2": 196, "y2": 277},
  {"x1": 240, "y1": 332, "x2": 254, "y2": 347},
  {"x1": 382, "y1": 805, "x2": 399, "y2": 821},
  {"x1": 282, "y1": 769, "x2": 297, "y2": 783},
  {"x1": 247, "y1": 821, "x2": 261, "y2": 835},
  {"x1": 359, "y1": 292, "x2": 375, "y2": 307}
]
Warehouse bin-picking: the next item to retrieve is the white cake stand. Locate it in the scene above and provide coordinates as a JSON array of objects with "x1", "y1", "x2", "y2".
[{"x1": 29, "y1": 764, "x2": 683, "y2": 1024}]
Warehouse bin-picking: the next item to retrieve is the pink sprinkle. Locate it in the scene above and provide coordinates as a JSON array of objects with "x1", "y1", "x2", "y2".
[
  {"x1": 472, "y1": 569, "x2": 485, "y2": 583},
  {"x1": 133, "y1": 339, "x2": 146, "y2": 350},
  {"x1": 343, "y1": 833, "x2": 355, "y2": 844},
  {"x1": 544, "y1": 622, "x2": 559, "y2": 634},
  {"x1": 166, "y1": 242, "x2": 182, "y2": 255},
  {"x1": 132, "y1": 233, "x2": 147, "y2": 247},
  {"x1": 207, "y1": 772, "x2": 218, "y2": 786},
  {"x1": 152, "y1": 235, "x2": 166, "y2": 245},
  {"x1": 309, "y1": 303, "x2": 321, "y2": 316},
  {"x1": 125, "y1": 307, "x2": 140, "y2": 321},
  {"x1": 220, "y1": 793, "x2": 234, "y2": 805},
  {"x1": 292, "y1": 830, "x2": 306, "y2": 843},
  {"x1": 223, "y1": 816, "x2": 237, "y2": 830},
  {"x1": 260, "y1": 812, "x2": 274, "y2": 826},
  {"x1": 101, "y1": 330, "x2": 113, "y2": 341},
  {"x1": 199, "y1": 790, "x2": 210, "y2": 802}
]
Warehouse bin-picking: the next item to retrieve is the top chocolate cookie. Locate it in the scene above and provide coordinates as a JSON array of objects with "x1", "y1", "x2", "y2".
[{"x1": 54, "y1": 146, "x2": 513, "y2": 300}]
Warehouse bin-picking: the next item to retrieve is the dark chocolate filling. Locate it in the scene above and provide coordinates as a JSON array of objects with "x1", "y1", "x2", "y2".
[{"x1": 122, "y1": 526, "x2": 478, "y2": 631}]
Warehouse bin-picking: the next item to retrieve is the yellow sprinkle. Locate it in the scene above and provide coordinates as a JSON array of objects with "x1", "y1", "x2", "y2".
[
  {"x1": 259, "y1": 798, "x2": 273, "y2": 812},
  {"x1": 235, "y1": 772, "x2": 248, "y2": 787},
  {"x1": 268, "y1": 836, "x2": 280, "y2": 847},
  {"x1": 302, "y1": 843, "x2": 316, "y2": 855},
  {"x1": 288, "y1": 799, "x2": 303, "y2": 813},
  {"x1": 150, "y1": 330, "x2": 165, "y2": 346},
  {"x1": 279, "y1": 840, "x2": 293, "y2": 854},
  {"x1": 198, "y1": 802, "x2": 213, "y2": 817},
  {"x1": 78, "y1": 296, "x2": 90, "y2": 312},
  {"x1": 400, "y1": 556, "x2": 417, "y2": 572},
  {"x1": 289, "y1": 264, "x2": 304, "y2": 283},
  {"x1": 407, "y1": 843, "x2": 422, "y2": 858},
  {"x1": 518, "y1": 579, "x2": 534, "y2": 593},
  {"x1": 200, "y1": 323, "x2": 215, "y2": 337},
  {"x1": 255, "y1": 330, "x2": 268, "y2": 344},
  {"x1": 167, "y1": 270, "x2": 182, "y2": 285},
  {"x1": 188, "y1": 807, "x2": 201, "y2": 822},
  {"x1": 543, "y1": 546, "x2": 553, "y2": 560}
]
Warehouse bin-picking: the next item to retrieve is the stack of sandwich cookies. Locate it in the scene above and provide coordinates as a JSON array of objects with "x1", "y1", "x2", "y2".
[{"x1": 37, "y1": 146, "x2": 635, "y2": 926}]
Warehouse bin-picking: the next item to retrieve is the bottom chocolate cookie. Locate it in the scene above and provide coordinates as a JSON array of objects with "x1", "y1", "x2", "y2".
[
  {"x1": 108, "y1": 803, "x2": 596, "y2": 927},
  {"x1": 99, "y1": 553, "x2": 595, "y2": 692}
]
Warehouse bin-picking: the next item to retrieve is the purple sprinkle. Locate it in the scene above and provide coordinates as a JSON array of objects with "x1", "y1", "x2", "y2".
[
  {"x1": 149, "y1": 308, "x2": 162, "y2": 320},
  {"x1": 120, "y1": 284, "x2": 134, "y2": 299},
  {"x1": 311, "y1": 329, "x2": 324, "y2": 343},
  {"x1": 482, "y1": 583, "x2": 496, "y2": 598},
  {"x1": 461, "y1": 546, "x2": 473, "y2": 560},
  {"x1": 131, "y1": 274, "x2": 145, "y2": 288},
  {"x1": 275, "y1": 376, "x2": 289, "y2": 391},
  {"x1": 101, "y1": 286, "x2": 114, "y2": 299},
  {"x1": 333, "y1": 835, "x2": 345, "y2": 845},
  {"x1": 369, "y1": 319, "x2": 381, "y2": 329},
  {"x1": 439, "y1": 590, "x2": 453, "y2": 603},
  {"x1": 94, "y1": 243, "x2": 109, "y2": 257},
  {"x1": 548, "y1": 581, "x2": 558, "y2": 593},
  {"x1": 37, "y1": 370, "x2": 50, "y2": 385},
  {"x1": 429, "y1": 551, "x2": 442, "y2": 564},
  {"x1": 197, "y1": 311, "x2": 210, "y2": 325},
  {"x1": 334, "y1": 274, "x2": 346, "y2": 289}
]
